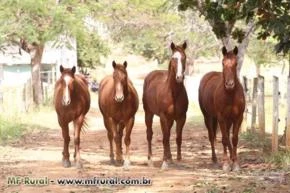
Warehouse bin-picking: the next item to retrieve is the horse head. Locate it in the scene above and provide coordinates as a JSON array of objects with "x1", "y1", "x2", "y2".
[
  {"x1": 112, "y1": 60, "x2": 128, "y2": 103},
  {"x1": 222, "y1": 46, "x2": 238, "y2": 91},
  {"x1": 59, "y1": 65, "x2": 76, "y2": 106},
  {"x1": 170, "y1": 41, "x2": 187, "y2": 83}
]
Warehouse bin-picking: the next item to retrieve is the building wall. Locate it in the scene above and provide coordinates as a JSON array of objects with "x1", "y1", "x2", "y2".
[{"x1": 2, "y1": 64, "x2": 31, "y2": 86}]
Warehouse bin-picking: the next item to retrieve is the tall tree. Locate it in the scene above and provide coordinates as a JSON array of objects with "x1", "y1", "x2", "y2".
[
  {"x1": 97, "y1": 0, "x2": 218, "y2": 66},
  {"x1": 178, "y1": 0, "x2": 255, "y2": 74},
  {"x1": 0, "y1": 0, "x2": 107, "y2": 105}
]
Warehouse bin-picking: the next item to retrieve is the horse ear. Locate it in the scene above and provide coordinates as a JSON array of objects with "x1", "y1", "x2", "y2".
[
  {"x1": 72, "y1": 66, "x2": 76, "y2": 74},
  {"x1": 60, "y1": 65, "x2": 64, "y2": 73},
  {"x1": 182, "y1": 41, "x2": 187, "y2": 50},
  {"x1": 170, "y1": 42, "x2": 176, "y2": 51},
  {"x1": 123, "y1": 61, "x2": 127, "y2": 68},
  {"x1": 222, "y1": 46, "x2": 227, "y2": 56},
  {"x1": 233, "y1": 46, "x2": 238, "y2": 55},
  {"x1": 112, "y1": 60, "x2": 116, "y2": 68}
]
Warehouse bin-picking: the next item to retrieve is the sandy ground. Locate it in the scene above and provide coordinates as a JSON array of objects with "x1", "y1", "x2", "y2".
[{"x1": 0, "y1": 102, "x2": 290, "y2": 193}]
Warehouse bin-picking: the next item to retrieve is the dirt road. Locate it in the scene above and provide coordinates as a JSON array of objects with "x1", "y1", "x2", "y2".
[{"x1": 0, "y1": 105, "x2": 289, "y2": 193}]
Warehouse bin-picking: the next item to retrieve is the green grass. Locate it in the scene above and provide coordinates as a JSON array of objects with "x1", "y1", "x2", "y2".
[
  {"x1": 266, "y1": 150, "x2": 290, "y2": 169},
  {"x1": 240, "y1": 130, "x2": 271, "y2": 151},
  {"x1": 0, "y1": 116, "x2": 26, "y2": 143}
]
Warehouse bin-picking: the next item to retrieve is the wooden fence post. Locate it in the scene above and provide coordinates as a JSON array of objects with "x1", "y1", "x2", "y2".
[
  {"x1": 251, "y1": 77, "x2": 258, "y2": 131},
  {"x1": 272, "y1": 76, "x2": 279, "y2": 152},
  {"x1": 257, "y1": 75, "x2": 265, "y2": 137},
  {"x1": 286, "y1": 77, "x2": 290, "y2": 149},
  {"x1": 242, "y1": 76, "x2": 249, "y2": 132}
]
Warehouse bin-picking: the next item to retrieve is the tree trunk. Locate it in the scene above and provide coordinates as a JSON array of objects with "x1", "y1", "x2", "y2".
[
  {"x1": 31, "y1": 45, "x2": 44, "y2": 105},
  {"x1": 19, "y1": 39, "x2": 44, "y2": 106},
  {"x1": 237, "y1": 20, "x2": 255, "y2": 76}
]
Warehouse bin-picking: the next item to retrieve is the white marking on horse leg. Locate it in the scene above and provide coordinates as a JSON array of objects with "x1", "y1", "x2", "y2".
[{"x1": 161, "y1": 160, "x2": 169, "y2": 170}]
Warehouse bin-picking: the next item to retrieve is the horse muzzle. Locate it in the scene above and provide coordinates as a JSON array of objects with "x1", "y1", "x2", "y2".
[
  {"x1": 114, "y1": 95, "x2": 124, "y2": 103},
  {"x1": 225, "y1": 80, "x2": 235, "y2": 90},
  {"x1": 176, "y1": 75, "x2": 184, "y2": 83},
  {"x1": 62, "y1": 98, "x2": 71, "y2": 106}
]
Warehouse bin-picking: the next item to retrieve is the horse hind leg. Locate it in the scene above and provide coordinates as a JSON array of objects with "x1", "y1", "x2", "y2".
[
  {"x1": 60, "y1": 121, "x2": 71, "y2": 168},
  {"x1": 176, "y1": 115, "x2": 186, "y2": 161},
  {"x1": 145, "y1": 111, "x2": 154, "y2": 167},
  {"x1": 73, "y1": 115, "x2": 85, "y2": 169},
  {"x1": 123, "y1": 117, "x2": 135, "y2": 170}
]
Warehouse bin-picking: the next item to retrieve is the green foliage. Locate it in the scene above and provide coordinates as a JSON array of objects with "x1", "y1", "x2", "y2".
[
  {"x1": 179, "y1": 0, "x2": 290, "y2": 54},
  {"x1": 247, "y1": 37, "x2": 280, "y2": 68},
  {"x1": 97, "y1": 0, "x2": 218, "y2": 64},
  {"x1": 0, "y1": 0, "x2": 108, "y2": 68},
  {"x1": 77, "y1": 32, "x2": 109, "y2": 69},
  {"x1": 178, "y1": 0, "x2": 247, "y2": 41},
  {"x1": 0, "y1": 116, "x2": 25, "y2": 143},
  {"x1": 240, "y1": 130, "x2": 271, "y2": 150},
  {"x1": 266, "y1": 150, "x2": 290, "y2": 169}
]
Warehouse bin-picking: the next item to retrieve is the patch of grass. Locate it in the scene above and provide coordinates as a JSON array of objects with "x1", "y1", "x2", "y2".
[
  {"x1": 206, "y1": 185, "x2": 220, "y2": 193},
  {"x1": 240, "y1": 130, "x2": 271, "y2": 150},
  {"x1": 265, "y1": 150, "x2": 290, "y2": 169},
  {"x1": 242, "y1": 187, "x2": 255, "y2": 193},
  {"x1": 0, "y1": 116, "x2": 26, "y2": 143}
]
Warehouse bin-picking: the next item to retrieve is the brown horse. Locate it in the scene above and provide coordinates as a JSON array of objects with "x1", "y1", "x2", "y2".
[
  {"x1": 98, "y1": 61, "x2": 139, "y2": 169},
  {"x1": 54, "y1": 65, "x2": 90, "y2": 168},
  {"x1": 198, "y1": 46, "x2": 245, "y2": 172},
  {"x1": 143, "y1": 42, "x2": 188, "y2": 169}
]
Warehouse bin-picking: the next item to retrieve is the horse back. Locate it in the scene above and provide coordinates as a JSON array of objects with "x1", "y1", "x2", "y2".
[{"x1": 198, "y1": 71, "x2": 221, "y2": 117}]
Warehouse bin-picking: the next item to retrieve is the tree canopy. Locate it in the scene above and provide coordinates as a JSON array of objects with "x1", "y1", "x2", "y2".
[{"x1": 0, "y1": 0, "x2": 108, "y2": 68}]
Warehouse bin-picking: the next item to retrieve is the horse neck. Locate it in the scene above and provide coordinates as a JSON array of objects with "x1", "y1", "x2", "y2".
[{"x1": 166, "y1": 63, "x2": 183, "y2": 98}]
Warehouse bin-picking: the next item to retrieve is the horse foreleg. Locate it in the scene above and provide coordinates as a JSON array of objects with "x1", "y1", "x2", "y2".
[
  {"x1": 60, "y1": 122, "x2": 71, "y2": 168},
  {"x1": 73, "y1": 115, "x2": 84, "y2": 169},
  {"x1": 112, "y1": 120, "x2": 122, "y2": 165},
  {"x1": 104, "y1": 118, "x2": 114, "y2": 164},
  {"x1": 118, "y1": 122, "x2": 125, "y2": 163},
  {"x1": 145, "y1": 111, "x2": 154, "y2": 166},
  {"x1": 232, "y1": 116, "x2": 243, "y2": 171},
  {"x1": 123, "y1": 117, "x2": 134, "y2": 170},
  {"x1": 219, "y1": 119, "x2": 231, "y2": 172},
  {"x1": 176, "y1": 115, "x2": 186, "y2": 161},
  {"x1": 160, "y1": 114, "x2": 174, "y2": 170}
]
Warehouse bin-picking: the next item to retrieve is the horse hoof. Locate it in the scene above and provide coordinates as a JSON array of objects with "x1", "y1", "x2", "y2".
[
  {"x1": 110, "y1": 159, "x2": 115, "y2": 165},
  {"x1": 148, "y1": 159, "x2": 154, "y2": 167},
  {"x1": 76, "y1": 162, "x2": 83, "y2": 169},
  {"x1": 161, "y1": 161, "x2": 169, "y2": 170},
  {"x1": 63, "y1": 160, "x2": 71, "y2": 168},
  {"x1": 232, "y1": 162, "x2": 240, "y2": 172},
  {"x1": 123, "y1": 159, "x2": 131, "y2": 170},
  {"x1": 222, "y1": 162, "x2": 231, "y2": 172},
  {"x1": 211, "y1": 162, "x2": 219, "y2": 169},
  {"x1": 115, "y1": 159, "x2": 123, "y2": 166},
  {"x1": 177, "y1": 156, "x2": 182, "y2": 161}
]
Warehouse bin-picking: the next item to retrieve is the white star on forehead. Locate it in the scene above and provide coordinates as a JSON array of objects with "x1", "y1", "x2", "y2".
[{"x1": 172, "y1": 51, "x2": 182, "y2": 59}]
